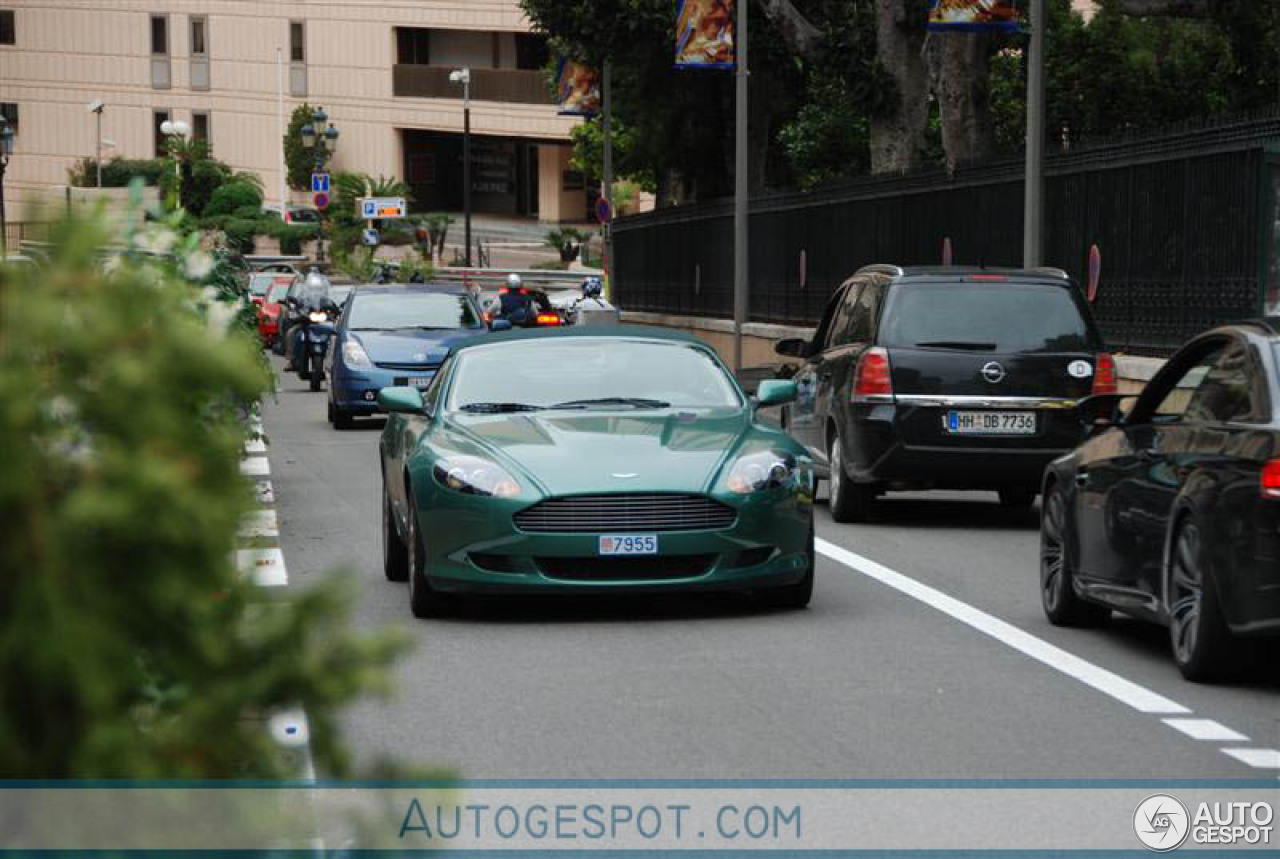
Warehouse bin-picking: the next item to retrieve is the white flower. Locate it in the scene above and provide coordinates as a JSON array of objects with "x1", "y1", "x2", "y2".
[
  {"x1": 205, "y1": 300, "x2": 238, "y2": 337},
  {"x1": 133, "y1": 226, "x2": 178, "y2": 257},
  {"x1": 183, "y1": 250, "x2": 215, "y2": 280}
]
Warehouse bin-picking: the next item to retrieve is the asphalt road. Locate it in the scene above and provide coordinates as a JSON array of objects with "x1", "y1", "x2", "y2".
[{"x1": 262, "y1": 359, "x2": 1280, "y2": 779}]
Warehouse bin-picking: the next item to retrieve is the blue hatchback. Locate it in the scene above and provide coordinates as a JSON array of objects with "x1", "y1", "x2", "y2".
[{"x1": 326, "y1": 283, "x2": 487, "y2": 429}]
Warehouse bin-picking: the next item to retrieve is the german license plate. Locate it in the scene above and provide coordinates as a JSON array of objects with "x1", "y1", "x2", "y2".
[
  {"x1": 407, "y1": 375, "x2": 435, "y2": 389},
  {"x1": 598, "y1": 535, "x2": 658, "y2": 555},
  {"x1": 945, "y1": 411, "x2": 1036, "y2": 435}
]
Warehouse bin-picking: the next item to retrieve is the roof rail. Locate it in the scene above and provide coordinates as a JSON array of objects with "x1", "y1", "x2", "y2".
[
  {"x1": 1028, "y1": 267, "x2": 1069, "y2": 279},
  {"x1": 856, "y1": 264, "x2": 905, "y2": 278}
]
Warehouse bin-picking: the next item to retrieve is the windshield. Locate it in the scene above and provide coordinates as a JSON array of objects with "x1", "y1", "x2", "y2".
[
  {"x1": 348, "y1": 291, "x2": 482, "y2": 331},
  {"x1": 879, "y1": 282, "x2": 1096, "y2": 353},
  {"x1": 247, "y1": 273, "x2": 279, "y2": 296},
  {"x1": 265, "y1": 280, "x2": 292, "y2": 302},
  {"x1": 447, "y1": 339, "x2": 742, "y2": 411}
]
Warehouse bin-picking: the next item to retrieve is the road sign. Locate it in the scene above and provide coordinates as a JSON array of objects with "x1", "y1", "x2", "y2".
[
  {"x1": 595, "y1": 198, "x2": 612, "y2": 224},
  {"x1": 362, "y1": 228, "x2": 380, "y2": 247},
  {"x1": 359, "y1": 197, "x2": 407, "y2": 219},
  {"x1": 313, "y1": 191, "x2": 330, "y2": 211},
  {"x1": 311, "y1": 172, "x2": 331, "y2": 194}
]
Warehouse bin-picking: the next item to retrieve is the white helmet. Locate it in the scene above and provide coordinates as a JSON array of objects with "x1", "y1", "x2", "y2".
[{"x1": 506, "y1": 273, "x2": 523, "y2": 289}]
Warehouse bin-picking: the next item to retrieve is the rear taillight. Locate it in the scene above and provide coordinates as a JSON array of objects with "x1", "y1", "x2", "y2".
[
  {"x1": 852, "y1": 347, "x2": 894, "y2": 402},
  {"x1": 536, "y1": 313, "x2": 561, "y2": 326},
  {"x1": 1093, "y1": 352, "x2": 1118, "y2": 395},
  {"x1": 1263, "y1": 461, "x2": 1280, "y2": 500}
]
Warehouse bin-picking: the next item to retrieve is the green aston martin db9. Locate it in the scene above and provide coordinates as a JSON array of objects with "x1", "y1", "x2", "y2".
[{"x1": 377, "y1": 326, "x2": 815, "y2": 617}]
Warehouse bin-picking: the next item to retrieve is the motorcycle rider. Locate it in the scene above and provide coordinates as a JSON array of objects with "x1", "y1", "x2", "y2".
[
  {"x1": 497, "y1": 273, "x2": 536, "y2": 326},
  {"x1": 283, "y1": 269, "x2": 332, "y2": 371}
]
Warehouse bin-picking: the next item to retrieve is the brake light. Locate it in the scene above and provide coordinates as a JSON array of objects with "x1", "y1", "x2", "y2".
[
  {"x1": 852, "y1": 347, "x2": 893, "y2": 402},
  {"x1": 1263, "y1": 461, "x2": 1280, "y2": 500},
  {"x1": 968, "y1": 274, "x2": 1007, "y2": 281},
  {"x1": 1093, "y1": 352, "x2": 1118, "y2": 395},
  {"x1": 535, "y1": 313, "x2": 561, "y2": 326}
]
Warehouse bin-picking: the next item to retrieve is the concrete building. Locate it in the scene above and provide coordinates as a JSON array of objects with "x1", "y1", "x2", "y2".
[{"x1": 0, "y1": 1, "x2": 587, "y2": 222}]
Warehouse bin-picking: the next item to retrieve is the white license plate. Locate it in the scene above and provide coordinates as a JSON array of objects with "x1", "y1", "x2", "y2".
[
  {"x1": 945, "y1": 411, "x2": 1036, "y2": 435},
  {"x1": 408, "y1": 375, "x2": 435, "y2": 388},
  {"x1": 598, "y1": 535, "x2": 658, "y2": 555}
]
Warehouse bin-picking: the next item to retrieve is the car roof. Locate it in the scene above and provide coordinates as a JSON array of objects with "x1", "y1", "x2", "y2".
[
  {"x1": 848, "y1": 264, "x2": 1075, "y2": 285},
  {"x1": 350, "y1": 282, "x2": 473, "y2": 296},
  {"x1": 444, "y1": 324, "x2": 706, "y2": 357}
]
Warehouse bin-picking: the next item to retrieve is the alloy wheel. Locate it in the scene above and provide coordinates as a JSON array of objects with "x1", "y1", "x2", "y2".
[
  {"x1": 829, "y1": 438, "x2": 842, "y2": 501},
  {"x1": 1169, "y1": 522, "x2": 1203, "y2": 665},
  {"x1": 1040, "y1": 488, "x2": 1067, "y2": 612}
]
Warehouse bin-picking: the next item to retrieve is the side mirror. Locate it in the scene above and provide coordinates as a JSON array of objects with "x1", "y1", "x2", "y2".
[
  {"x1": 775, "y1": 338, "x2": 809, "y2": 359},
  {"x1": 1077, "y1": 393, "x2": 1129, "y2": 431},
  {"x1": 490, "y1": 318, "x2": 513, "y2": 332},
  {"x1": 755, "y1": 379, "x2": 798, "y2": 408},
  {"x1": 377, "y1": 386, "x2": 425, "y2": 415}
]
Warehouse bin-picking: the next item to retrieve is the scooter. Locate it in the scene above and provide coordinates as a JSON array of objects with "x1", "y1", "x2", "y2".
[{"x1": 294, "y1": 302, "x2": 339, "y2": 392}]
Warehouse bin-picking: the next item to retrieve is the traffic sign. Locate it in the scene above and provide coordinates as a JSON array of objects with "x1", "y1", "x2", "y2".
[
  {"x1": 362, "y1": 228, "x2": 380, "y2": 246},
  {"x1": 595, "y1": 198, "x2": 612, "y2": 224},
  {"x1": 311, "y1": 172, "x2": 331, "y2": 194},
  {"x1": 359, "y1": 197, "x2": 407, "y2": 219},
  {"x1": 313, "y1": 191, "x2": 330, "y2": 211},
  {"x1": 1087, "y1": 244, "x2": 1102, "y2": 303}
]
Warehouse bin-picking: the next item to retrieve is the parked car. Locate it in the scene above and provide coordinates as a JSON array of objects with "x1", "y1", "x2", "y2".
[
  {"x1": 776, "y1": 265, "x2": 1113, "y2": 521},
  {"x1": 262, "y1": 204, "x2": 321, "y2": 224},
  {"x1": 377, "y1": 327, "x2": 814, "y2": 618},
  {"x1": 256, "y1": 275, "x2": 296, "y2": 348},
  {"x1": 326, "y1": 283, "x2": 489, "y2": 428},
  {"x1": 1040, "y1": 319, "x2": 1280, "y2": 681}
]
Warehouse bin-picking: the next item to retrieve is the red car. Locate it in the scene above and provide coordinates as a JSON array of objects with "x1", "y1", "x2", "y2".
[{"x1": 256, "y1": 275, "x2": 296, "y2": 348}]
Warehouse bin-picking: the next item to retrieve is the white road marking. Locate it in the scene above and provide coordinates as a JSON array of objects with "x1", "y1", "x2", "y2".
[
  {"x1": 1162, "y1": 718, "x2": 1249, "y2": 742},
  {"x1": 255, "y1": 480, "x2": 275, "y2": 506},
  {"x1": 238, "y1": 509, "x2": 279, "y2": 539},
  {"x1": 1220, "y1": 748, "x2": 1280, "y2": 769},
  {"x1": 235, "y1": 547, "x2": 288, "y2": 587},
  {"x1": 240, "y1": 457, "x2": 270, "y2": 477},
  {"x1": 244, "y1": 437, "x2": 267, "y2": 455},
  {"x1": 816, "y1": 538, "x2": 1191, "y2": 716}
]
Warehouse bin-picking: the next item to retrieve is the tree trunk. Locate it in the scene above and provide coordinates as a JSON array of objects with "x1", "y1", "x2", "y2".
[
  {"x1": 929, "y1": 31, "x2": 996, "y2": 172},
  {"x1": 871, "y1": 0, "x2": 932, "y2": 174}
]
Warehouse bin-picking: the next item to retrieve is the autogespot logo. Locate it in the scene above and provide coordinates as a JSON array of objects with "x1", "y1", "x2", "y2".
[{"x1": 1134, "y1": 794, "x2": 1191, "y2": 852}]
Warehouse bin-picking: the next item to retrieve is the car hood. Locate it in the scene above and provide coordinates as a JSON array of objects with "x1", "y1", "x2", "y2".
[
  {"x1": 446, "y1": 408, "x2": 750, "y2": 495},
  {"x1": 349, "y1": 329, "x2": 476, "y2": 364}
]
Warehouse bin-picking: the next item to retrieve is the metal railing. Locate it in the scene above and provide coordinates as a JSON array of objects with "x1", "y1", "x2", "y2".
[{"x1": 392, "y1": 65, "x2": 553, "y2": 105}]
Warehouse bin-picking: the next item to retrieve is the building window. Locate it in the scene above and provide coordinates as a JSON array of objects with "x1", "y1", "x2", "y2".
[
  {"x1": 192, "y1": 111, "x2": 209, "y2": 144},
  {"x1": 0, "y1": 103, "x2": 17, "y2": 133},
  {"x1": 190, "y1": 16, "x2": 206, "y2": 56},
  {"x1": 153, "y1": 109, "x2": 170, "y2": 157},
  {"x1": 0, "y1": 10, "x2": 15, "y2": 45},
  {"x1": 514, "y1": 34, "x2": 549, "y2": 71},
  {"x1": 150, "y1": 14, "x2": 168, "y2": 54},
  {"x1": 395, "y1": 27, "x2": 430, "y2": 66},
  {"x1": 289, "y1": 21, "x2": 304, "y2": 62}
]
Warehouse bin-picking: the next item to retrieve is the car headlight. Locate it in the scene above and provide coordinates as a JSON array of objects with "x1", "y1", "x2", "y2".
[
  {"x1": 433, "y1": 455, "x2": 521, "y2": 498},
  {"x1": 342, "y1": 339, "x2": 371, "y2": 367},
  {"x1": 308, "y1": 310, "x2": 327, "y2": 323},
  {"x1": 725, "y1": 450, "x2": 798, "y2": 494}
]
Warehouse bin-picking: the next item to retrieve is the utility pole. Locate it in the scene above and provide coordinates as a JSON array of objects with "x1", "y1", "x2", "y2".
[
  {"x1": 1023, "y1": 0, "x2": 1045, "y2": 268},
  {"x1": 451, "y1": 68, "x2": 473, "y2": 267},
  {"x1": 602, "y1": 59, "x2": 613, "y2": 298},
  {"x1": 732, "y1": 0, "x2": 749, "y2": 373},
  {"x1": 95, "y1": 107, "x2": 102, "y2": 188}
]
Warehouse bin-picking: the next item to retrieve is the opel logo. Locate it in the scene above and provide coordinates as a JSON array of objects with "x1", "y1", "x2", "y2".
[{"x1": 981, "y1": 362, "x2": 1007, "y2": 384}]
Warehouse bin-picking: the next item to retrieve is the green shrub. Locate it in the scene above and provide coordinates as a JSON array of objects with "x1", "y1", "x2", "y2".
[
  {"x1": 222, "y1": 217, "x2": 260, "y2": 255},
  {"x1": 67, "y1": 157, "x2": 169, "y2": 188},
  {"x1": 205, "y1": 182, "x2": 264, "y2": 219},
  {"x1": 276, "y1": 224, "x2": 319, "y2": 255}
]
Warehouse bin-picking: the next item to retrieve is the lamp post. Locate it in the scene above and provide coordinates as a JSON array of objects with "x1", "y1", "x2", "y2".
[
  {"x1": 449, "y1": 67, "x2": 472, "y2": 267},
  {"x1": 0, "y1": 115, "x2": 12, "y2": 257},
  {"x1": 87, "y1": 101, "x2": 105, "y2": 188},
  {"x1": 159, "y1": 119, "x2": 190, "y2": 209},
  {"x1": 299, "y1": 107, "x2": 339, "y2": 264}
]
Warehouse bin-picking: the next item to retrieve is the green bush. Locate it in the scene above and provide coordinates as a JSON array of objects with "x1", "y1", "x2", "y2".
[
  {"x1": 276, "y1": 224, "x2": 319, "y2": 255},
  {"x1": 0, "y1": 210, "x2": 403, "y2": 776},
  {"x1": 204, "y1": 182, "x2": 264, "y2": 219},
  {"x1": 67, "y1": 157, "x2": 169, "y2": 188},
  {"x1": 222, "y1": 217, "x2": 261, "y2": 255}
]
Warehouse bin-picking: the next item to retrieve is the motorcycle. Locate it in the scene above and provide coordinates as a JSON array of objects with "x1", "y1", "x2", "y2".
[{"x1": 294, "y1": 300, "x2": 340, "y2": 392}]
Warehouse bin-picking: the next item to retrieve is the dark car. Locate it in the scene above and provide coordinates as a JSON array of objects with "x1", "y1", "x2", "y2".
[
  {"x1": 1040, "y1": 320, "x2": 1280, "y2": 681},
  {"x1": 325, "y1": 283, "x2": 487, "y2": 428},
  {"x1": 776, "y1": 265, "x2": 1113, "y2": 522}
]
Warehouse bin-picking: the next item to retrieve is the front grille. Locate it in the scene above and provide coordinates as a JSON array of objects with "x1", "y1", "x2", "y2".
[
  {"x1": 536, "y1": 555, "x2": 715, "y2": 581},
  {"x1": 374, "y1": 362, "x2": 436, "y2": 371},
  {"x1": 514, "y1": 494, "x2": 737, "y2": 534}
]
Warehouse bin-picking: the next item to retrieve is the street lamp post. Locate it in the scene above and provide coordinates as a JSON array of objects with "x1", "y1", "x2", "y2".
[
  {"x1": 159, "y1": 119, "x2": 190, "y2": 208},
  {"x1": 88, "y1": 101, "x2": 105, "y2": 188},
  {"x1": 450, "y1": 68, "x2": 472, "y2": 267},
  {"x1": 0, "y1": 115, "x2": 12, "y2": 257},
  {"x1": 300, "y1": 107, "x2": 340, "y2": 264}
]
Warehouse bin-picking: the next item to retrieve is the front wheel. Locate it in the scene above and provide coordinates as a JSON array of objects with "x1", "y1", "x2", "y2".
[
  {"x1": 756, "y1": 521, "x2": 814, "y2": 609},
  {"x1": 828, "y1": 430, "x2": 875, "y2": 523},
  {"x1": 406, "y1": 492, "x2": 449, "y2": 618},
  {"x1": 382, "y1": 476, "x2": 408, "y2": 582},
  {"x1": 309, "y1": 362, "x2": 323, "y2": 392},
  {"x1": 1168, "y1": 516, "x2": 1235, "y2": 682},
  {"x1": 1040, "y1": 480, "x2": 1110, "y2": 627}
]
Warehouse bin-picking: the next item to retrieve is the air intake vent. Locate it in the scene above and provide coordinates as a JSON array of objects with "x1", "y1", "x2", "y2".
[
  {"x1": 536, "y1": 555, "x2": 715, "y2": 581},
  {"x1": 514, "y1": 494, "x2": 736, "y2": 534}
]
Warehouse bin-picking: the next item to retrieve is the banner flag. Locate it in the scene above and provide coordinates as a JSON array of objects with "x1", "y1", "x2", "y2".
[
  {"x1": 928, "y1": 1, "x2": 1022, "y2": 32},
  {"x1": 555, "y1": 59, "x2": 601, "y2": 117},
  {"x1": 675, "y1": 0, "x2": 735, "y2": 69}
]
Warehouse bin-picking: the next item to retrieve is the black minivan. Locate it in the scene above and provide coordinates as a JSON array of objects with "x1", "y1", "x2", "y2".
[{"x1": 776, "y1": 265, "x2": 1114, "y2": 522}]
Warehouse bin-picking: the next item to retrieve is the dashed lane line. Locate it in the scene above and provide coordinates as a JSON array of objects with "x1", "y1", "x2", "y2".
[
  {"x1": 1162, "y1": 718, "x2": 1250, "y2": 743},
  {"x1": 1221, "y1": 748, "x2": 1280, "y2": 769},
  {"x1": 236, "y1": 547, "x2": 288, "y2": 588}
]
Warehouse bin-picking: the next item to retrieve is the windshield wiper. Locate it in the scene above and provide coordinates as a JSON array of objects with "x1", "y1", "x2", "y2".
[
  {"x1": 550, "y1": 397, "x2": 671, "y2": 410},
  {"x1": 394, "y1": 325, "x2": 456, "y2": 331},
  {"x1": 459, "y1": 402, "x2": 544, "y2": 413},
  {"x1": 914, "y1": 341, "x2": 998, "y2": 351}
]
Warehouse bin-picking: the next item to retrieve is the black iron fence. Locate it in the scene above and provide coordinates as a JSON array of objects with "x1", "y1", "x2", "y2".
[{"x1": 614, "y1": 115, "x2": 1280, "y2": 356}]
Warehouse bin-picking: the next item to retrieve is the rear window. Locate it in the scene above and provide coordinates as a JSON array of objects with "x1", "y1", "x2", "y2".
[{"x1": 879, "y1": 282, "x2": 1096, "y2": 354}]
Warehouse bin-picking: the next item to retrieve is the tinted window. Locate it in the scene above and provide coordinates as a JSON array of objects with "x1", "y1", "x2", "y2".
[
  {"x1": 825, "y1": 283, "x2": 860, "y2": 348},
  {"x1": 1152, "y1": 346, "x2": 1224, "y2": 420},
  {"x1": 1183, "y1": 344, "x2": 1265, "y2": 423},
  {"x1": 448, "y1": 340, "x2": 741, "y2": 410},
  {"x1": 348, "y1": 292, "x2": 481, "y2": 331},
  {"x1": 879, "y1": 282, "x2": 1094, "y2": 353},
  {"x1": 845, "y1": 281, "x2": 882, "y2": 343}
]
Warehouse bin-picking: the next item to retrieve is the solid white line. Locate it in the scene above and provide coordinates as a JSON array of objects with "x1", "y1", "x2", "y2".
[
  {"x1": 1162, "y1": 718, "x2": 1249, "y2": 742},
  {"x1": 1220, "y1": 748, "x2": 1280, "y2": 769},
  {"x1": 816, "y1": 538, "x2": 1191, "y2": 716},
  {"x1": 240, "y1": 457, "x2": 270, "y2": 477},
  {"x1": 235, "y1": 547, "x2": 288, "y2": 588},
  {"x1": 238, "y1": 509, "x2": 279, "y2": 539}
]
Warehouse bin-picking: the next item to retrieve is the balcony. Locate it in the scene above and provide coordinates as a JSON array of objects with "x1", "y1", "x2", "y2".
[{"x1": 392, "y1": 65, "x2": 554, "y2": 105}]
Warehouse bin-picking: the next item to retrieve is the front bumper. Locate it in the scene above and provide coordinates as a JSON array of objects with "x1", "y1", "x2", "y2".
[
  {"x1": 332, "y1": 364, "x2": 438, "y2": 412},
  {"x1": 417, "y1": 488, "x2": 813, "y2": 594}
]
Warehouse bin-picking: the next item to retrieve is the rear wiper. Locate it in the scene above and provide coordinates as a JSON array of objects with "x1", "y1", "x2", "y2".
[
  {"x1": 914, "y1": 341, "x2": 998, "y2": 351},
  {"x1": 550, "y1": 397, "x2": 671, "y2": 410},
  {"x1": 459, "y1": 402, "x2": 544, "y2": 413}
]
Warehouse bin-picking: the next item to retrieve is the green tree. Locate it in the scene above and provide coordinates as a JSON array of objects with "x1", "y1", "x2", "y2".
[
  {"x1": 284, "y1": 103, "x2": 317, "y2": 191},
  {"x1": 0, "y1": 205, "x2": 403, "y2": 777}
]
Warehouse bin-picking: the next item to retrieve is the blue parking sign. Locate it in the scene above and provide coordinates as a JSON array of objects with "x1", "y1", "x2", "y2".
[{"x1": 311, "y1": 172, "x2": 330, "y2": 194}]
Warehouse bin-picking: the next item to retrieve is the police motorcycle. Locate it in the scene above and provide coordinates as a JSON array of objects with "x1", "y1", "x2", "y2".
[{"x1": 282, "y1": 269, "x2": 341, "y2": 392}]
